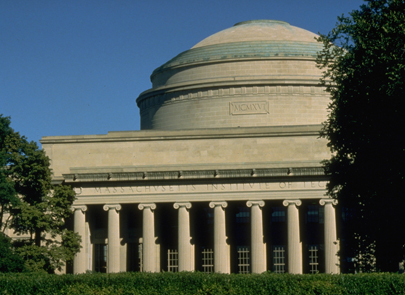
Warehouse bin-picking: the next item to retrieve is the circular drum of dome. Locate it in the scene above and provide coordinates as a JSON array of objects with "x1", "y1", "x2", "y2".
[{"x1": 136, "y1": 20, "x2": 328, "y2": 130}]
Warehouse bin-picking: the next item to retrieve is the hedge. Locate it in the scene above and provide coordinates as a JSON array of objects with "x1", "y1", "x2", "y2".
[{"x1": 1, "y1": 272, "x2": 405, "y2": 294}]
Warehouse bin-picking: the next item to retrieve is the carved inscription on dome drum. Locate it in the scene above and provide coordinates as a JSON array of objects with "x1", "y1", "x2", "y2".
[{"x1": 230, "y1": 101, "x2": 269, "y2": 115}]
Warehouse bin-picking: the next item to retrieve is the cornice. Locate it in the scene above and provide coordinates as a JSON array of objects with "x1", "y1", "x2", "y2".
[
  {"x1": 63, "y1": 166, "x2": 326, "y2": 184},
  {"x1": 137, "y1": 82, "x2": 327, "y2": 108},
  {"x1": 41, "y1": 125, "x2": 323, "y2": 144}
]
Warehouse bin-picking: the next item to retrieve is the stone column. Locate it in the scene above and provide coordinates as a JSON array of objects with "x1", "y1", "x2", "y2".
[
  {"x1": 283, "y1": 200, "x2": 302, "y2": 274},
  {"x1": 138, "y1": 203, "x2": 158, "y2": 272},
  {"x1": 209, "y1": 201, "x2": 230, "y2": 273},
  {"x1": 174, "y1": 202, "x2": 194, "y2": 271},
  {"x1": 320, "y1": 199, "x2": 339, "y2": 273},
  {"x1": 247, "y1": 200, "x2": 266, "y2": 273},
  {"x1": 72, "y1": 205, "x2": 87, "y2": 274},
  {"x1": 103, "y1": 204, "x2": 121, "y2": 273}
]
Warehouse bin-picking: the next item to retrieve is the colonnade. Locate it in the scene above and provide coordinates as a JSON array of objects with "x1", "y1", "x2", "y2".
[{"x1": 72, "y1": 199, "x2": 339, "y2": 274}]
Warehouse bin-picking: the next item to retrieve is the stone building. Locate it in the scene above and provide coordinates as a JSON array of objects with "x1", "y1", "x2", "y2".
[{"x1": 41, "y1": 20, "x2": 339, "y2": 274}]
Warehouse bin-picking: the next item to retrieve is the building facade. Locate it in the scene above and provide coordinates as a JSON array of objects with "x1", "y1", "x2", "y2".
[{"x1": 41, "y1": 20, "x2": 339, "y2": 274}]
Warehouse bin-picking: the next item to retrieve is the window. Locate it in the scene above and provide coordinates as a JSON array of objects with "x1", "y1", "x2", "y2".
[
  {"x1": 202, "y1": 248, "x2": 214, "y2": 273},
  {"x1": 309, "y1": 245, "x2": 319, "y2": 274},
  {"x1": 167, "y1": 249, "x2": 179, "y2": 272},
  {"x1": 273, "y1": 245, "x2": 286, "y2": 273},
  {"x1": 306, "y1": 205, "x2": 324, "y2": 224},
  {"x1": 94, "y1": 244, "x2": 107, "y2": 273},
  {"x1": 272, "y1": 207, "x2": 286, "y2": 222},
  {"x1": 236, "y1": 207, "x2": 250, "y2": 223},
  {"x1": 237, "y1": 246, "x2": 250, "y2": 274}
]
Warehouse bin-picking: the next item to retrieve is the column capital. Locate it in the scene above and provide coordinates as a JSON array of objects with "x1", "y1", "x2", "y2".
[
  {"x1": 138, "y1": 203, "x2": 156, "y2": 211},
  {"x1": 103, "y1": 204, "x2": 121, "y2": 212},
  {"x1": 283, "y1": 199, "x2": 302, "y2": 207},
  {"x1": 72, "y1": 205, "x2": 87, "y2": 213},
  {"x1": 209, "y1": 201, "x2": 228, "y2": 209},
  {"x1": 173, "y1": 202, "x2": 192, "y2": 210},
  {"x1": 319, "y1": 199, "x2": 338, "y2": 206},
  {"x1": 247, "y1": 200, "x2": 265, "y2": 208}
]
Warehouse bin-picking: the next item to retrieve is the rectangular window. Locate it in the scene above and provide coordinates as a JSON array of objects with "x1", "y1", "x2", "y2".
[
  {"x1": 236, "y1": 207, "x2": 250, "y2": 224},
  {"x1": 204, "y1": 208, "x2": 214, "y2": 224},
  {"x1": 237, "y1": 246, "x2": 250, "y2": 274},
  {"x1": 309, "y1": 245, "x2": 319, "y2": 274},
  {"x1": 127, "y1": 243, "x2": 141, "y2": 272},
  {"x1": 94, "y1": 244, "x2": 107, "y2": 273},
  {"x1": 167, "y1": 249, "x2": 179, "y2": 272},
  {"x1": 202, "y1": 248, "x2": 214, "y2": 273},
  {"x1": 306, "y1": 205, "x2": 324, "y2": 224},
  {"x1": 272, "y1": 207, "x2": 286, "y2": 222},
  {"x1": 273, "y1": 245, "x2": 286, "y2": 273}
]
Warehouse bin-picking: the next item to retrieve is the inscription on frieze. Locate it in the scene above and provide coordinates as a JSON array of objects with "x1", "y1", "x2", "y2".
[
  {"x1": 230, "y1": 101, "x2": 269, "y2": 115},
  {"x1": 75, "y1": 181, "x2": 326, "y2": 196}
]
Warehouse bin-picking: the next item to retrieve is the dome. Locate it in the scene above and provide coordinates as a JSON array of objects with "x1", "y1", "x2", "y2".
[
  {"x1": 136, "y1": 20, "x2": 328, "y2": 130},
  {"x1": 192, "y1": 20, "x2": 318, "y2": 48},
  {"x1": 151, "y1": 20, "x2": 321, "y2": 80}
]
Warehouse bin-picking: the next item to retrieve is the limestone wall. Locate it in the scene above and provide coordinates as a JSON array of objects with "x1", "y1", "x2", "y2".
[{"x1": 41, "y1": 125, "x2": 329, "y2": 179}]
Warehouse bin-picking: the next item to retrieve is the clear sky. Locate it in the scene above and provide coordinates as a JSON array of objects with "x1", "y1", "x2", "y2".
[{"x1": 1, "y1": 0, "x2": 365, "y2": 146}]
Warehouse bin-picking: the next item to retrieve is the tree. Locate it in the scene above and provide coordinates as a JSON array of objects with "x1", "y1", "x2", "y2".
[
  {"x1": 0, "y1": 233, "x2": 26, "y2": 272},
  {"x1": 317, "y1": 0, "x2": 405, "y2": 272},
  {"x1": 0, "y1": 114, "x2": 81, "y2": 273},
  {"x1": 0, "y1": 116, "x2": 20, "y2": 232}
]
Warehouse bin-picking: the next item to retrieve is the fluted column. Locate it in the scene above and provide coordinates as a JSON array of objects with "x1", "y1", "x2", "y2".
[
  {"x1": 103, "y1": 204, "x2": 121, "y2": 273},
  {"x1": 72, "y1": 205, "x2": 87, "y2": 274},
  {"x1": 209, "y1": 201, "x2": 230, "y2": 273},
  {"x1": 174, "y1": 202, "x2": 194, "y2": 271},
  {"x1": 247, "y1": 200, "x2": 266, "y2": 273},
  {"x1": 320, "y1": 199, "x2": 339, "y2": 273},
  {"x1": 283, "y1": 200, "x2": 302, "y2": 274},
  {"x1": 138, "y1": 203, "x2": 158, "y2": 272}
]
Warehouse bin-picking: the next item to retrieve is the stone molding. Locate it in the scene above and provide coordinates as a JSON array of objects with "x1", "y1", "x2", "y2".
[
  {"x1": 138, "y1": 203, "x2": 157, "y2": 211},
  {"x1": 246, "y1": 200, "x2": 265, "y2": 208},
  {"x1": 138, "y1": 85, "x2": 327, "y2": 110},
  {"x1": 283, "y1": 199, "x2": 302, "y2": 207},
  {"x1": 216, "y1": 169, "x2": 253, "y2": 178},
  {"x1": 151, "y1": 40, "x2": 323, "y2": 77},
  {"x1": 319, "y1": 199, "x2": 338, "y2": 206},
  {"x1": 173, "y1": 202, "x2": 192, "y2": 210},
  {"x1": 63, "y1": 167, "x2": 325, "y2": 183},
  {"x1": 111, "y1": 172, "x2": 145, "y2": 181},
  {"x1": 289, "y1": 167, "x2": 326, "y2": 176},
  {"x1": 209, "y1": 201, "x2": 228, "y2": 209},
  {"x1": 180, "y1": 170, "x2": 215, "y2": 179},
  {"x1": 103, "y1": 204, "x2": 122, "y2": 212},
  {"x1": 143, "y1": 171, "x2": 179, "y2": 180},
  {"x1": 41, "y1": 124, "x2": 323, "y2": 144},
  {"x1": 71, "y1": 205, "x2": 87, "y2": 213}
]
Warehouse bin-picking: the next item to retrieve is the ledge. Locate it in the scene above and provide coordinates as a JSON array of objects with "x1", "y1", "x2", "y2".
[
  {"x1": 41, "y1": 125, "x2": 323, "y2": 144},
  {"x1": 63, "y1": 166, "x2": 326, "y2": 183}
]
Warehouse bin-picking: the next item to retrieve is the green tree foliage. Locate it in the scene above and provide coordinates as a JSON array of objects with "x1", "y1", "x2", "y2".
[
  {"x1": 0, "y1": 114, "x2": 81, "y2": 273},
  {"x1": 0, "y1": 233, "x2": 25, "y2": 273},
  {"x1": 0, "y1": 116, "x2": 20, "y2": 231},
  {"x1": 317, "y1": 0, "x2": 405, "y2": 272}
]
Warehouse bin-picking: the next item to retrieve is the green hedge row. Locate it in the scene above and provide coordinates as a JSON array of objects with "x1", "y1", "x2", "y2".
[{"x1": 1, "y1": 272, "x2": 405, "y2": 295}]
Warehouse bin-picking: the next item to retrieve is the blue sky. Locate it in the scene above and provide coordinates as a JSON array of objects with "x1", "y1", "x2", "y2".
[{"x1": 1, "y1": 0, "x2": 365, "y2": 146}]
